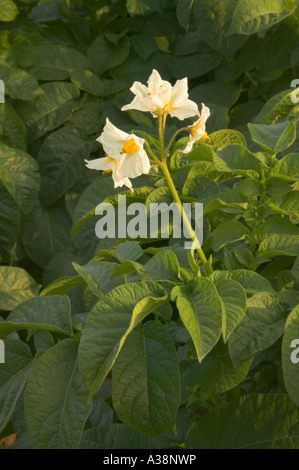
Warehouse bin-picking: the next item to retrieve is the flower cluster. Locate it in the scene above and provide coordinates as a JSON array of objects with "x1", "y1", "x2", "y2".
[{"x1": 85, "y1": 69, "x2": 210, "y2": 189}]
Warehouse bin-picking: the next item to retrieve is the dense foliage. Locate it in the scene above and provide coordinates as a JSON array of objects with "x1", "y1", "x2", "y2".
[{"x1": 0, "y1": 0, "x2": 299, "y2": 449}]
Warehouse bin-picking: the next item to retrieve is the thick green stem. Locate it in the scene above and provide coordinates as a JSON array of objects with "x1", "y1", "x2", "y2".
[{"x1": 160, "y1": 161, "x2": 207, "y2": 265}]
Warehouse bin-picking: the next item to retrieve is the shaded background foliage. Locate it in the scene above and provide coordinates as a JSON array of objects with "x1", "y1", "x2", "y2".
[
  {"x1": 0, "y1": 0, "x2": 298, "y2": 273},
  {"x1": 0, "y1": 0, "x2": 299, "y2": 450}
]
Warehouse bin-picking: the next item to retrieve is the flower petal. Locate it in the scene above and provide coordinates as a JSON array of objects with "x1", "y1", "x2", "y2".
[{"x1": 85, "y1": 156, "x2": 115, "y2": 171}]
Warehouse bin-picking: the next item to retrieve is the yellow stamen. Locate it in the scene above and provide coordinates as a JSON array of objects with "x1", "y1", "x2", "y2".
[
  {"x1": 122, "y1": 138, "x2": 140, "y2": 154},
  {"x1": 200, "y1": 131, "x2": 208, "y2": 140}
]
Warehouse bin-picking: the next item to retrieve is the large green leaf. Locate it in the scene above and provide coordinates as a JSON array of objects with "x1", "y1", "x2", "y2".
[
  {"x1": 0, "y1": 143, "x2": 40, "y2": 215},
  {"x1": 0, "y1": 0, "x2": 18, "y2": 22},
  {"x1": 21, "y1": 199, "x2": 72, "y2": 268},
  {"x1": 171, "y1": 278, "x2": 222, "y2": 362},
  {"x1": 213, "y1": 145, "x2": 261, "y2": 177},
  {"x1": 0, "y1": 183, "x2": 21, "y2": 261},
  {"x1": 170, "y1": 51, "x2": 222, "y2": 79},
  {"x1": 193, "y1": 0, "x2": 246, "y2": 59},
  {"x1": 0, "y1": 339, "x2": 32, "y2": 434},
  {"x1": 112, "y1": 322, "x2": 180, "y2": 437},
  {"x1": 0, "y1": 296, "x2": 72, "y2": 339},
  {"x1": 211, "y1": 220, "x2": 249, "y2": 251},
  {"x1": 282, "y1": 304, "x2": 299, "y2": 406},
  {"x1": 186, "y1": 394, "x2": 299, "y2": 448},
  {"x1": 37, "y1": 127, "x2": 92, "y2": 207},
  {"x1": 78, "y1": 281, "x2": 168, "y2": 399},
  {"x1": 73, "y1": 261, "x2": 125, "y2": 297},
  {"x1": 24, "y1": 339, "x2": 90, "y2": 449},
  {"x1": 257, "y1": 234, "x2": 299, "y2": 258},
  {"x1": 15, "y1": 82, "x2": 83, "y2": 145},
  {"x1": 0, "y1": 102, "x2": 27, "y2": 151},
  {"x1": 270, "y1": 153, "x2": 299, "y2": 181},
  {"x1": 214, "y1": 278, "x2": 247, "y2": 342},
  {"x1": 87, "y1": 35, "x2": 131, "y2": 76},
  {"x1": 30, "y1": 44, "x2": 89, "y2": 80},
  {"x1": 182, "y1": 340, "x2": 251, "y2": 396},
  {"x1": 254, "y1": 89, "x2": 297, "y2": 124},
  {"x1": 227, "y1": 0, "x2": 296, "y2": 35},
  {"x1": 0, "y1": 63, "x2": 40, "y2": 100},
  {"x1": 81, "y1": 423, "x2": 159, "y2": 449},
  {"x1": 228, "y1": 292, "x2": 285, "y2": 365},
  {"x1": 209, "y1": 269, "x2": 276, "y2": 294},
  {"x1": 0, "y1": 267, "x2": 39, "y2": 311},
  {"x1": 248, "y1": 121, "x2": 296, "y2": 153}
]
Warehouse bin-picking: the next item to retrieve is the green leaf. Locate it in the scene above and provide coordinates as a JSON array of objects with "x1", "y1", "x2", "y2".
[
  {"x1": 78, "y1": 281, "x2": 167, "y2": 399},
  {"x1": 208, "y1": 129, "x2": 247, "y2": 150},
  {"x1": 0, "y1": 296, "x2": 72, "y2": 339},
  {"x1": 211, "y1": 220, "x2": 249, "y2": 251},
  {"x1": 0, "y1": 102, "x2": 27, "y2": 151},
  {"x1": 0, "y1": 183, "x2": 21, "y2": 261},
  {"x1": 73, "y1": 261, "x2": 125, "y2": 297},
  {"x1": 0, "y1": 63, "x2": 39, "y2": 100},
  {"x1": 248, "y1": 121, "x2": 296, "y2": 153},
  {"x1": 37, "y1": 127, "x2": 92, "y2": 207},
  {"x1": 170, "y1": 51, "x2": 222, "y2": 79},
  {"x1": 131, "y1": 34, "x2": 158, "y2": 60},
  {"x1": 182, "y1": 176, "x2": 219, "y2": 200},
  {"x1": 112, "y1": 322, "x2": 180, "y2": 437},
  {"x1": 190, "y1": 82, "x2": 242, "y2": 108},
  {"x1": 30, "y1": 45, "x2": 89, "y2": 81},
  {"x1": 214, "y1": 279, "x2": 247, "y2": 342},
  {"x1": 282, "y1": 304, "x2": 299, "y2": 405},
  {"x1": 254, "y1": 89, "x2": 297, "y2": 124},
  {"x1": 142, "y1": 251, "x2": 182, "y2": 283},
  {"x1": 171, "y1": 278, "x2": 222, "y2": 362},
  {"x1": 193, "y1": 0, "x2": 246, "y2": 59},
  {"x1": 257, "y1": 234, "x2": 299, "y2": 258},
  {"x1": 70, "y1": 70, "x2": 104, "y2": 96},
  {"x1": 126, "y1": 0, "x2": 150, "y2": 16},
  {"x1": 209, "y1": 269, "x2": 276, "y2": 294},
  {"x1": 0, "y1": 339, "x2": 32, "y2": 434},
  {"x1": 183, "y1": 340, "x2": 251, "y2": 395},
  {"x1": 0, "y1": 143, "x2": 40, "y2": 215},
  {"x1": 15, "y1": 82, "x2": 83, "y2": 145},
  {"x1": 186, "y1": 394, "x2": 299, "y2": 448},
  {"x1": 87, "y1": 35, "x2": 130, "y2": 76},
  {"x1": 40, "y1": 276, "x2": 82, "y2": 297},
  {"x1": 176, "y1": 0, "x2": 194, "y2": 30},
  {"x1": 24, "y1": 339, "x2": 90, "y2": 449},
  {"x1": 257, "y1": 217, "x2": 299, "y2": 238},
  {"x1": 228, "y1": 292, "x2": 285, "y2": 365},
  {"x1": 81, "y1": 423, "x2": 159, "y2": 449},
  {"x1": 0, "y1": 267, "x2": 39, "y2": 311},
  {"x1": 213, "y1": 145, "x2": 261, "y2": 177},
  {"x1": 21, "y1": 200, "x2": 72, "y2": 268},
  {"x1": 227, "y1": 0, "x2": 296, "y2": 36},
  {"x1": 270, "y1": 153, "x2": 299, "y2": 181},
  {"x1": 0, "y1": 0, "x2": 18, "y2": 22}
]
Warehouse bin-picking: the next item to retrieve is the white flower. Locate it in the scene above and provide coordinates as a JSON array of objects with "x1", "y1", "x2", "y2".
[
  {"x1": 85, "y1": 155, "x2": 133, "y2": 190},
  {"x1": 181, "y1": 103, "x2": 210, "y2": 154},
  {"x1": 122, "y1": 69, "x2": 199, "y2": 120},
  {"x1": 85, "y1": 118, "x2": 150, "y2": 190}
]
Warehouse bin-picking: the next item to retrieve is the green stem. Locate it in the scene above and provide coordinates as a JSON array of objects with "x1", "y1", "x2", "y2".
[
  {"x1": 160, "y1": 160, "x2": 208, "y2": 265},
  {"x1": 144, "y1": 140, "x2": 161, "y2": 165},
  {"x1": 165, "y1": 126, "x2": 190, "y2": 156}
]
